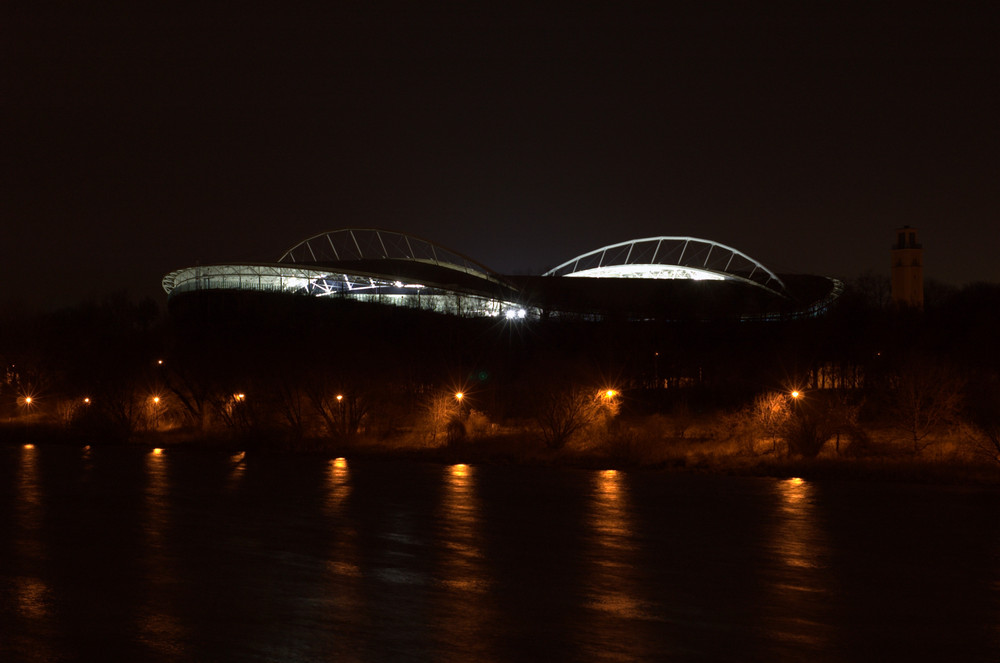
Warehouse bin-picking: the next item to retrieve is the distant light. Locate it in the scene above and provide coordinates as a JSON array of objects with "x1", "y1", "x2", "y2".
[
  {"x1": 234, "y1": 393, "x2": 246, "y2": 402},
  {"x1": 790, "y1": 390, "x2": 801, "y2": 399},
  {"x1": 152, "y1": 396, "x2": 160, "y2": 404},
  {"x1": 504, "y1": 308, "x2": 527, "y2": 320},
  {"x1": 157, "y1": 359, "x2": 164, "y2": 365},
  {"x1": 455, "y1": 392, "x2": 464, "y2": 401},
  {"x1": 83, "y1": 397, "x2": 91, "y2": 404},
  {"x1": 336, "y1": 394, "x2": 343, "y2": 402}
]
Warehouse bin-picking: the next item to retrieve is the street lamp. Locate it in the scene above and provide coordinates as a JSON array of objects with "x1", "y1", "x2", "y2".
[{"x1": 151, "y1": 395, "x2": 161, "y2": 429}]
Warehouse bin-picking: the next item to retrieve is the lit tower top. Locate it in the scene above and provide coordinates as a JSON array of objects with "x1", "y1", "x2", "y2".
[{"x1": 891, "y1": 226, "x2": 923, "y2": 310}]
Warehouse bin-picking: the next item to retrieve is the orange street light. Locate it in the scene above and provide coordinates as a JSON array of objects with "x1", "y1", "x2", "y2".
[
  {"x1": 455, "y1": 392, "x2": 464, "y2": 402},
  {"x1": 790, "y1": 390, "x2": 802, "y2": 400},
  {"x1": 336, "y1": 394, "x2": 343, "y2": 402}
]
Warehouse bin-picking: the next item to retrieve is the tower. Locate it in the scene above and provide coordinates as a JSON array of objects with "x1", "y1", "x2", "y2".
[{"x1": 891, "y1": 226, "x2": 923, "y2": 309}]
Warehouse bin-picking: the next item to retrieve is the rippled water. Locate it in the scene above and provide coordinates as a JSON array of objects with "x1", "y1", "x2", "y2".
[{"x1": 1, "y1": 443, "x2": 998, "y2": 662}]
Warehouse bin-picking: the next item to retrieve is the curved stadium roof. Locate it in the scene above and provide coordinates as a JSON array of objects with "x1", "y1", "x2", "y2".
[
  {"x1": 544, "y1": 236, "x2": 787, "y2": 298},
  {"x1": 162, "y1": 229, "x2": 525, "y2": 319},
  {"x1": 163, "y1": 229, "x2": 837, "y2": 320},
  {"x1": 277, "y1": 229, "x2": 512, "y2": 291}
]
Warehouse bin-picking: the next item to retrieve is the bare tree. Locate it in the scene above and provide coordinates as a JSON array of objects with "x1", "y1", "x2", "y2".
[
  {"x1": 851, "y1": 270, "x2": 892, "y2": 311},
  {"x1": 885, "y1": 360, "x2": 964, "y2": 454},
  {"x1": 964, "y1": 375, "x2": 1000, "y2": 465},
  {"x1": 534, "y1": 386, "x2": 611, "y2": 450},
  {"x1": 422, "y1": 393, "x2": 461, "y2": 445},
  {"x1": 749, "y1": 391, "x2": 791, "y2": 454}
]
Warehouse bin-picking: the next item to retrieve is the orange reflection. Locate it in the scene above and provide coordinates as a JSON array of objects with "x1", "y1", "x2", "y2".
[
  {"x1": 589, "y1": 470, "x2": 638, "y2": 592},
  {"x1": 764, "y1": 477, "x2": 832, "y2": 650},
  {"x1": 144, "y1": 449, "x2": 168, "y2": 545},
  {"x1": 140, "y1": 446, "x2": 187, "y2": 655},
  {"x1": 226, "y1": 451, "x2": 246, "y2": 491},
  {"x1": 439, "y1": 463, "x2": 495, "y2": 657},
  {"x1": 17, "y1": 443, "x2": 44, "y2": 558},
  {"x1": 442, "y1": 464, "x2": 482, "y2": 587},
  {"x1": 15, "y1": 445, "x2": 55, "y2": 659},
  {"x1": 323, "y1": 454, "x2": 362, "y2": 634},
  {"x1": 326, "y1": 457, "x2": 351, "y2": 511},
  {"x1": 15, "y1": 576, "x2": 50, "y2": 620},
  {"x1": 775, "y1": 477, "x2": 817, "y2": 568},
  {"x1": 584, "y1": 468, "x2": 654, "y2": 654}
]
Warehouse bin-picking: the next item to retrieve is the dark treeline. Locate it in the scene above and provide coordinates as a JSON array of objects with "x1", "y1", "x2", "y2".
[{"x1": 1, "y1": 278, "x2": 999, "y2": 465}]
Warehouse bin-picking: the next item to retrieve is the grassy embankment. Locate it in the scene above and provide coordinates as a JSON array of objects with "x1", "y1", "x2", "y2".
[{"x1": 4, "y1": 412, "x2": 997, "y2": 485}]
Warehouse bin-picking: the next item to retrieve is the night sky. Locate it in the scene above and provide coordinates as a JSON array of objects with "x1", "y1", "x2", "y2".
[{"x1": 3, "y1": 4, "x2": 997, "y2": 309}]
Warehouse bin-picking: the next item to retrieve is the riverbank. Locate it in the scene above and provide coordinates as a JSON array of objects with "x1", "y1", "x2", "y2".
[{"x1": 3, "y1": 420, "x2": 998, "y2": 486}]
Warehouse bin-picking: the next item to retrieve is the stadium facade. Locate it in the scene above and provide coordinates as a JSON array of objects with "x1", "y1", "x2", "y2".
[{"x1": 162, "y1": 229, "x2": 843, "y2": 321}]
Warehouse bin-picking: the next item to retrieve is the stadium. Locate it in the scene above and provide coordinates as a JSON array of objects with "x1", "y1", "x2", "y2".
[{"x1": 162, "y1": 228, "x2": 842, "y2": 321}]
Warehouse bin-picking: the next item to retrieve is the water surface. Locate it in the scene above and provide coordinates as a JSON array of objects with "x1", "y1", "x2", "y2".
[{"x1": 1, "y1": 444, "x2": 998, "y2": 661}]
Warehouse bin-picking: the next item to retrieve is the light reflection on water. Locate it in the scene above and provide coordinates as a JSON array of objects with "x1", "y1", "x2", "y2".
[
  {"x1": 2, "y1": 446, "x2": 999, "y2": 662},
  {"x1": 583, "y1": 468, "x2": 659, "y2": 661},
  {"x1": 325, "y1": 457, "x2": 360, "y2": 579},
  {"x1": 441, "y1": 463, "x2": 487, "y2": 591},
  {"x1": 438, "y1": 463, "x2": 495, "y2": 661},
  {"x1": 14, "y1": 444, "x2": 53, "y2": 659},
  {"x1": 765, "y1": 476, "x2": 833, "y2": 652},
  {"x1": 16, "y1": 443, "x2": 43, "y2": 560},
  {"x1": 140, "y1": 449, "x2": 187, "y2": 657},
  {"x1": 226, "y1": 451, "x2": 246, "y2": 492}
]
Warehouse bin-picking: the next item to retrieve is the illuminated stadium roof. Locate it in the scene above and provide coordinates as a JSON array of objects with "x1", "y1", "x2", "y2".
[
  {"x1": 162, "y1": 229, "x2": 526, "y2": 319},
  {"x1": 544, "y1": 236, "x2": 787, "y2": 297},
  {"x1": 163, "y1": 229, "x2": 839, "y2": 320},
  {"x1": 278, "y1": 229, "x2": 502, "y2": 284}
]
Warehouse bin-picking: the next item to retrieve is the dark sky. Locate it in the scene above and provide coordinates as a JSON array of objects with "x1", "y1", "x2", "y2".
[{"x1": 3, "y1": 4, "x2": 997, "y2": 309}]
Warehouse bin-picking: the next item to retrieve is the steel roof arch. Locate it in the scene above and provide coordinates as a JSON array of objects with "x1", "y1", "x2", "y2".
[
  {"x1": 277, "y1": 228, "x2": 511, "y2": 288},
  {"x1": 543, "y1": 236, "x2": 788, "y2": 296}
]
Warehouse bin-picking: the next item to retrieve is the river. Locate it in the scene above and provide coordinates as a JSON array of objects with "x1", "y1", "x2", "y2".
[{"x1": 1, "y1": 443, "x2": 998, "y2": 661}]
